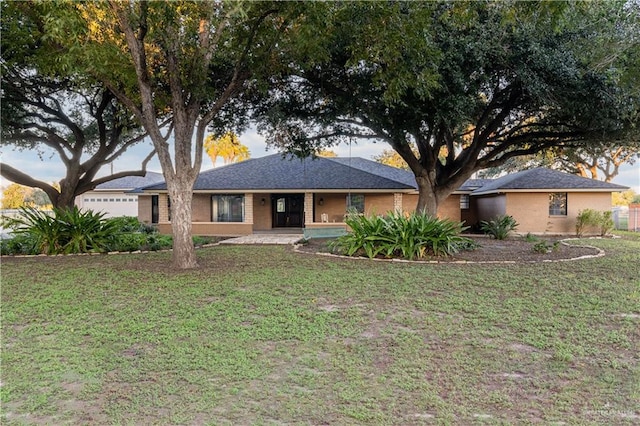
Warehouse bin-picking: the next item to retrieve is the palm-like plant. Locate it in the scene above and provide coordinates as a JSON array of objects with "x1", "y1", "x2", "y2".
[
  {"x1": 480, "y1": 215, "x2": 519, "y2": 240},
  {"x1": 3, "y1": 206, "x2": 118, "y2": 254},
  {"x1": 331, "y1": 211, "x2": 473, "y2": 260}
]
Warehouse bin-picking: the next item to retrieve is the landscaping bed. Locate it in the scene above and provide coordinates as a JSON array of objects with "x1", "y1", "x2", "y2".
[{"x1": 297, "y1": 235, "x2": 602, "y2": 262}]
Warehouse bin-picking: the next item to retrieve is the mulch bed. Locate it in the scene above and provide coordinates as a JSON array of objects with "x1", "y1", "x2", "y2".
[{"x1": 295, "y1": 236, "x2": 602, "y2": 263}]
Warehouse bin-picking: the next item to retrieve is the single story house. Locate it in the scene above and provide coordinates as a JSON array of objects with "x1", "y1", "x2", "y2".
[
  {"x1": 137, "y1": 154, "x2": 628, "y2": 236},
  {"x1": 75, "y1": 171, "x2": 164, "y2": 218}
]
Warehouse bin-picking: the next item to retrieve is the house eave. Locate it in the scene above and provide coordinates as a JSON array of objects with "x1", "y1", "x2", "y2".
[
  {"x1": 472, "y1": 188, "x2": 626, "y2": 196},
  {"x1": 141, "y1": 188, "x2": 416, "y2": 195}
]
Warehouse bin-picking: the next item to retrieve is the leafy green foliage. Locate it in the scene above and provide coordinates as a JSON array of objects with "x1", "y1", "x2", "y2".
[
  {"x1": 480, "y1": 215, "x2": 519, "y2": 240},
  {"x1": 330, "y1": 211, "x2": 473, "y2": 260},
  {"x1": 576, "y1": 209, "x2": 614, "y2": 237},
  {"x1": 2, "y1": 206, "x2": 117, "y2": 254},
  {"x1": 256, "y1": 1, "x2": 639, "y2": 215},
  {"x1": 532, "y1": 240, "x2": 560, "y2": 254},
  {"x1": 1, "y1": 210, "x2": 176, "y2": 255}
]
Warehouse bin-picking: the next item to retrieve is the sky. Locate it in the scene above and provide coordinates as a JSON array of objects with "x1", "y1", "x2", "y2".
[{"x1": 1, "y1": 127, "x2": 639, "y2": 193}]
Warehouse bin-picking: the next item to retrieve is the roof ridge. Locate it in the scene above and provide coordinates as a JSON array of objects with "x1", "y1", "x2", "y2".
[{"x1": 325, "y1": 157, "x2": 416, "y2": 188}]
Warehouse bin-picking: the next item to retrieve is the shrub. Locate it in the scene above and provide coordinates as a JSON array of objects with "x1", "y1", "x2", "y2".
[
  {"x1": 576, "y1": 209, "x2": 614, "y2": 237},
  {"x1": 480, "y1": 215, "x2": 519, "y2": 240},
  {"x1": 532, "y1": 240, "x2": 560, "y2": 254},
  {"x1": 0, "y1": 233, "x2": 39, "y2": 255},
  {"x1": 599, "y1": 211, "x2": 614, "y2": 236},
  {"x1": 330, "y1": 211, "x2": 474, "y2": 260}
]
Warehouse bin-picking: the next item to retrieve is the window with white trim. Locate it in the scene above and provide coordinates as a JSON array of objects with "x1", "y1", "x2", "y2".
[{"x1": 460, "y1": 194, "x2": 470, "y2": 210}]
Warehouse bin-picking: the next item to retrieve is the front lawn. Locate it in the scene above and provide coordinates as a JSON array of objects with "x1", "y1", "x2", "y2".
[{"x1": 2, "y1": 235, "x2": 639, "y2": 424}]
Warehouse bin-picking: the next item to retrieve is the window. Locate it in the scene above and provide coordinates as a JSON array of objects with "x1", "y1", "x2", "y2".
[
  {"x1": 549, "y1": 193, "x2": 567, "y2": 216},
  {"x1": 460, "y1": 194, "x2": 470, "y2": 210},
  {"x1": 346, "y1": 194, "x2": 365, "y2": 214},
  {"x1": 212, "y1": 195, "x2": 244, "y2": 222},
  {"x1": 151, "y1": 195, "x2": 159, "y2": 224}
]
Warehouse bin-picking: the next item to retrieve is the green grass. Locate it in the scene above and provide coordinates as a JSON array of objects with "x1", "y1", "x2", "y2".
[{"x1": 2, "y1": 234, "x2": 639, "y2": 424}]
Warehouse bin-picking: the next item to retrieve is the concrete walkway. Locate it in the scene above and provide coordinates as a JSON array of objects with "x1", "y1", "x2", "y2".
[{"x1": 219, "y1": 234, "x2": 304, "y2": 245}]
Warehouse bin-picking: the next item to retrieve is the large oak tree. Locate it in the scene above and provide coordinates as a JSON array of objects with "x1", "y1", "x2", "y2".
[
  {"x1": 1, "y1": 1, "x2": 154, "y2": 209},
  {"x1": 257, "y1": 1, "x2": 640, "y2": 214}
]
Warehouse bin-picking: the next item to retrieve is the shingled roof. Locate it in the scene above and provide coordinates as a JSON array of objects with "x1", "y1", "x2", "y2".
[
  {"x1": 472, "y1": 168, "x2": 628, "y2": 195},
  {"x1": 142, "y1": 154, "x2": 418, "y2": 191},
  {"x1": 95, "y1": 171, "x2": 165, "y2": 190},
  {"x1": 140, "y1": 157, "x2": 628, "y2": 194}
]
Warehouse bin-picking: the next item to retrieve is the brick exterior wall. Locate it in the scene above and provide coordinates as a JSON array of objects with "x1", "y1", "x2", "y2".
[
  {"x1": 393, "y1": 193, "x2": 403, "y2": 213},
  {"x1": 304, "y1": 193, "x2": 314, "y2": 226},
  {"x1": 506, "y1": 192, "x2": 613, "y2": 234},
  {"x1": 138, "y1": 195, "x2": 153, "y2": 224}
]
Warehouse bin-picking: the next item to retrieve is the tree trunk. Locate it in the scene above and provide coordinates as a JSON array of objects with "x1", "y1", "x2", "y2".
[
  {"x1": 414, "y1": 175, "x2": 439, "y2": 216},
  {"x1": 167, "y1": 180, "x2": 198, "y2": 269},
  {"x1": 55, "y1": 192, "x2": 77, "y2": 210}
]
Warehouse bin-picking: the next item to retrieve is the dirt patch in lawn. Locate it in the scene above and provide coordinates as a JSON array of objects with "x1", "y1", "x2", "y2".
[{"x1": 295, "y1": 236, "x2": 603, "y2": 263}]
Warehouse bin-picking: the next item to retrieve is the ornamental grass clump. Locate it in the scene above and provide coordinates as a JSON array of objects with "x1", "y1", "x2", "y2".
[{"x1": 330, "y1": 211, "x2": 474, "y2": 260}]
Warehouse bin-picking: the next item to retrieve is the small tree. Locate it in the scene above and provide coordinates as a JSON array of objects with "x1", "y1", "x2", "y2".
[
  {"x1": 2, "y1": 183, "x2": 30, "y2": 209},
  {"x1": 204, "y1": 132, "x2": 250, "y2": 166}
]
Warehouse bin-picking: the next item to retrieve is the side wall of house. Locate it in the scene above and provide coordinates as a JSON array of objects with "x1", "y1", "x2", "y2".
[
  {"x1": 192, "y1": 194, "x2": 211, "y2": 222},
  {"x1": 364, "y1": 194, "x2": 395, "y2": 216},
  {"x1": 506, "y1": 192, "x2": 613, "y2": 234},
  {"x1": 253, "y1": 194, "x2": 272, "y2": 231}
]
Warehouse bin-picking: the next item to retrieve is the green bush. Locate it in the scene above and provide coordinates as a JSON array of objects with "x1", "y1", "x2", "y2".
[
  {"x1": 105, "y1": 216, "x2": 157, "y2": 234},
  {"x1": 599, "y1": 211, "x2": 614, "y2": 236},
  {"x1": 532, "y1": 240, "x2": 560, "y2": 254},
  {"x1": 576, "y1": 209, "x2": 614, "y2": 237},
  {"x1": 0, "y1": 233, "x2": 39, "y2": 255},
  {"x1": 1, "y1": 209, "x2": 171, "y2": 255},
  {"x1": 330, "y1": 211, "x2": 474, "y2": 260},
  {"x1": 480, "y1": 215, "x2": 519, "y2": 240}
]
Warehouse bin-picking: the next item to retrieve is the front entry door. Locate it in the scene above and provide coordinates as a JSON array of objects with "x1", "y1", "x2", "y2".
[{"x1": 273, "y1": 194, "x2": 304, "y2": 227}]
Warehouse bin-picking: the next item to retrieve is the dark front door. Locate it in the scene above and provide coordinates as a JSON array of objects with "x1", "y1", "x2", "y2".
[{"x1": 273, "y1": 194, "x2": 304, "y2": 227}]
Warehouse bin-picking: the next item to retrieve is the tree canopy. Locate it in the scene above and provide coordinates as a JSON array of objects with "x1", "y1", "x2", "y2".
[
  {"x1": 35, "y1": 1, "x2": 298, "y2": 268},
  {"x1": 257, "y1": 1, "x2": 640, "y2": 214},
  {"x1": 0, "y1": 1, "x2": 154, "y2": 209},
  {"x1": 482, "y1": 144, "x2": 639, "y2": 183}
]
